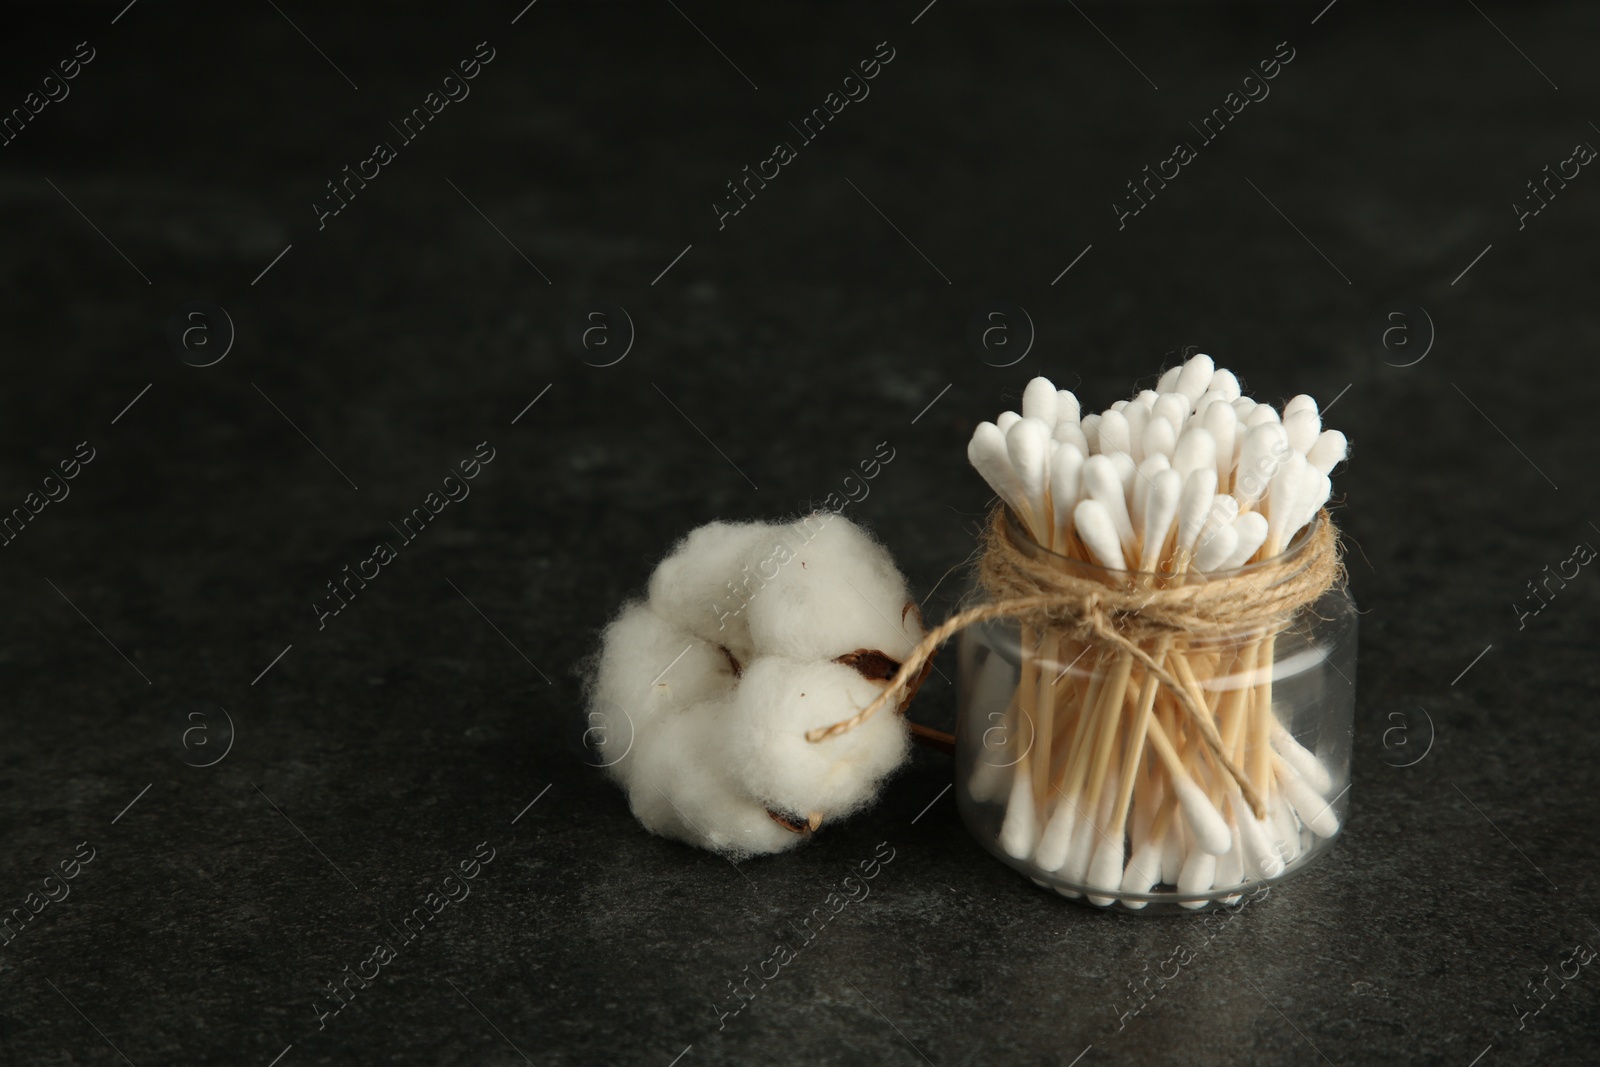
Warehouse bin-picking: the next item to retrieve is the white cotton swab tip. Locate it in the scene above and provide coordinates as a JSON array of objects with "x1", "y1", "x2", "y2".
[
  {"x1": 1284, "y1": 408, "x2": 1321, "y2": 455},
  {"x1": 1079, "y1": 413, "x2": 1101, "y2": 452},
  {"x1": 1272, "y1": 722, "x2": 1333, "y2": 794},
  {"x1": 1156, "y1": 365, "x2": 1182, "y2": 394},
  {"x1": 1124, "y1": 401, "x2": 1152, "y2": 461},
  {"x1": 1056, "y1": 390, "x2": 1081, "y2": 424},
  {"x1": 1176, "y1": 353, "x2": 1215, "y2": 403},
  {"x1": 1007, "y1": 418, "x2": 1053, "y2": 539},
  {"x1": 1264, "y1": 452, "x2": 1312, "y2": 552},
  {"x1": 1159, "y1": 825, "x2": 1184, "y2": 885},
  {"x1": 1121, "y1": 839, "x2": 1162, "y2": 897},
  {"x1": 1142, "y1": 415, "x2": 1177, "y2": 462},
  {"x1": 1215, "y1": 828, "x2": 1245, "y2": 901},
  {"x1": 1244, "y1": 403, "x2": 1281, "y2": 428},
  {"x1": 1201, "y1": 401, "x2": 1238, "y2": 488},
  {"x1": 1172, "y1": 426, "x2": 1217, "y2": 479},
  {"x1": 1108, "y1": 450, "x2": 1137, "y2": 501},
  {"x1": 1130, "y1": 455, "x2": 1167, "y2": 535},
  {"x1": 1152, "y1": 392, "x2": 1190, "y2": 431},
  {"x1": 1081, "y1": 456, "x2": 1136, "y2": 555},
  {"x1": 1176, "y1": 468, "x2": 1218, "y2": 557},
  {"x1": 1190, "y1": 519, "x2": 1238, "y2": 574},
  {"x1": 1283, "y1": 393, "x2": 1319, "y2": 420},
  {"x1": 998, "y1": 760, "x2": 1038, "y2": 858},
  {"x1": 1053, "y1": 420, "x2": 1089, "y2": 454},
  {"x1": 1049, "y1": 443, "x2": 1085, "y2": 542},
  {"x1": 1239, "y1": 809, "x2": 1285, "y2": 879},
  {"x1": 1097, "y1": 409, "x2": 1132, "y2": 456},
  {"x1": 1173, "y1": 776, "x2": 1232, "y2": 855},
  {"x1": 1087, "y1": 836, "x2": 1126, "y2": 906},
  {"x1": 1033, "y1": 801, "x2": 1078, "y2": 871},
  {"x1": 1022, "y1": 377, "x2": 1059, "y2": 424},
  {"x1": 968, "y1": 422, "x2": 1031, "y2": 520},
  {"x1": 1060, "y1": 805, "x2": 1098, "y2": 883},
  {"x1": 1223, "y1": 511, "x2": 1270, "y2": 569},
  {"x1": 1307, "y1": 429, "x2": 1348, "y2": 475},
  {"x1": 1279, "y1": 759, "x2": 1340, "y2": 838},
  {"x1": 1210, "y1": 368, "x2": 1241, "y2": 401},
  {"x1": 1073, "y1": 498, "x2": 1127, "y2": 571},
  {"x1": 1177, "y1": 848, "x2": 1217, "y2": 908},
  {"x1": 1235, "y1": 422, "x2": 1289, "y2": 510},
  {"x1": 1138, "y1": 468, "x2": 1182, "y2": 572}
]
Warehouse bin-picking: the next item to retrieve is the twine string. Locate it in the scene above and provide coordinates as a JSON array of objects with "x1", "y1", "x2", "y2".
[{"x1": 806, "y1": 506, "x2": 1344, "y2": 820}]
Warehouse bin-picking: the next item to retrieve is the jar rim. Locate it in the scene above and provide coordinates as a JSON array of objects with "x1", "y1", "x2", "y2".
[{"x1": 1002, "y1": 506, "x2": 1325, "y2": 584}]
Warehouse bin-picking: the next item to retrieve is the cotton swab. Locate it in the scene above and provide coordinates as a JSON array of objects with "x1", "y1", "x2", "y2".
[
  {"x1": 1022, "y1": 377, "x2": 1060, "y2": 425},
  {"x1": 1214, "y1": 826, "x2": 1245, "y2": 901},
  {"x1": 1053, "y1": 419, "x2": 1089, "y2": 454},
  {"x1": 1264, "y1": 453, "x2": 1314, "y2": 554},
  {"x1": 1152, "y1": 392, "x2": 1190, "y2": 433},
  {"x1": 1050, "y1": 443, "x2": 1085, "y2": 547},
  {"x1": 1007, "y1": 418, "x2": 1053, "y2": 541},
  {"x1": 1190, "y1": 520, "x2": 1238, "y2": 574},
  {"x1": 1097, "y1": 409, "x2": 1132, "y2": 456},
  {"x1": 960, "y1": 365, "x2": 1348, "y2": 908},
  {"x1": 1282, "y1": 394, "x2": 1318, "y2": 420},
  {"x1": 1201, "y1": 402, "x2": 1238, "y2": 492},
  {"x1": 1130, "y1": 455, "x2": 1169, "y2": 536},
  {"x1": 1124, "y1": 401, "x2": 1151, "y2": 461},
  {"x1": 1175, "y1": 353, "x2": 1214, "y2": 403},
  {"x1": 1277, "y1": 757, "x2": 1340, "y2": 837},
  {"x1": 1080, "y1": 457, "x2": 1136, "y2": 557},
  {"x1": 1142, "y1": 415, "x2": 1177, "y2": 464},
  {"x1": 1137, "y1": 469, "x2": 1182, "y2": 573},
  {"x1": 1177, "y1": 847, "x2": 1217, "y2": 908},
  {"x1": 1307, "y1": 429, "x2": 1348, "y2": 475},
  {"x1": 1284, "y1": 408, "x2": 1321, "y2": 456},
  {"x1": 1079, "y1": 413, "x2": 1101, "y2": 453},
  {"x1": 1272, "y1": 722, "x2": 1333, "y2": 794},
  {"x1": 1235, "y1": 422, "x2": 1288, "y2": 511},
  {"x1": 1108, "y1": 451, "x2": 1137, "y2": 501},
  {"x1": 968, "y1": 423, "x2": 1034, "y2": 528},
  {"x1": 1223, "y1": 511, "x2": 1270, "y2": 569},
  {"x1": 1238, "y1": 807, "x2": 1285, "y2": 879},
  {"x1": 999, "y1": 759, "x2": 1038, "y2": 858},
  {"x1": 1244, "y1": 403, "x2": 1281, "y2": 428},
  {"x1": 1057, "y1": 390, "x2": 1081, "y2": 424},
  {"x1": 1034, "y1": 795, "x2": 1078, "y2": 871},
  {"x1": 1073, "y1": 499, "x2": 1127, "y2": 571},
  {"x1": 1175, "y1": 469, "x2": 1218, "y2": 566},
  {"x1": 1172, "y1": 426, "x2": 1216, "y2": 480}
]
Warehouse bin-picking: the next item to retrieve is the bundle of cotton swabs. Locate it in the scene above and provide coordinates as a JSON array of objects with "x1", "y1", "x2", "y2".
[{"x1": 965, "y1": 353, "x2": 1348, "y2": 907}]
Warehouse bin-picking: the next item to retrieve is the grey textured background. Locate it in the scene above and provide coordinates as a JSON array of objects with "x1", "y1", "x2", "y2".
[{"x1": 0, "y1": 1, "x2": 1596, "y2": 1064}]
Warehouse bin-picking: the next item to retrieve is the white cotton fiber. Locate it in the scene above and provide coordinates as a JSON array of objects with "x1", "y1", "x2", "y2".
[
  {"x1": 592, "y1": 514, "x2": 926, "y2": 858},
  {"x1": 588, "y1": 602, "x2": 740, "y2": 787},
  {"x1": 624, "y1": 695, "x2": 802, "y2": 858},
  {"x1": 742, "y1": 515, "x2": 922, "y2": 663},
  {"x1": 646, "y1": 520, "x2": 776, "y2": 659},
  {"x1": 725, "y1": 656, "x2": 912, "y2": 822}
]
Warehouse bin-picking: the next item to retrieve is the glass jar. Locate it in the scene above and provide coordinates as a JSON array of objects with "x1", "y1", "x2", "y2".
[{"x1": 954, "y1": 514, "x2": 1356, "y2": 913}]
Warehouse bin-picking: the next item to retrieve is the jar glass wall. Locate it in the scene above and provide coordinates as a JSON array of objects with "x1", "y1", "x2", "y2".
[{"x1": 954, "y1": 515, "x2": 1357, "y2": 913}]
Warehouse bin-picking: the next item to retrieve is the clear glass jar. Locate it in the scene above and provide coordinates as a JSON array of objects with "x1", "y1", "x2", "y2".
[{"x1": 954, "y1": 515, "x2": 1356, "y2": 913}]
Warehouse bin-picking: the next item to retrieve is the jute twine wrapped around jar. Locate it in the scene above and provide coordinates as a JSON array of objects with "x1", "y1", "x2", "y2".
[{"x1": 807, "y1": 504, "x2": 1343, "y2": 821}]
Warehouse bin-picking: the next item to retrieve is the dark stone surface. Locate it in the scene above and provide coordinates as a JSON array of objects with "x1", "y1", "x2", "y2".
[{"x1": 1, "y1": 1, "x2": 1597, "y2": 1064}]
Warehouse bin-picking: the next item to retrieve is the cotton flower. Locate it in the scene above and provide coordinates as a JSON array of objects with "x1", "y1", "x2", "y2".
[{"x1": 587, "y1": 513, "x2": 924, "y2": 858}]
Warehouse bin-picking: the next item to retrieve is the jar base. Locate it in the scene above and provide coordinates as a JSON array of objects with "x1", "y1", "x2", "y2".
[{"x1": 1000, "y1": 831, "x2": 1339, "y2": 914}]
